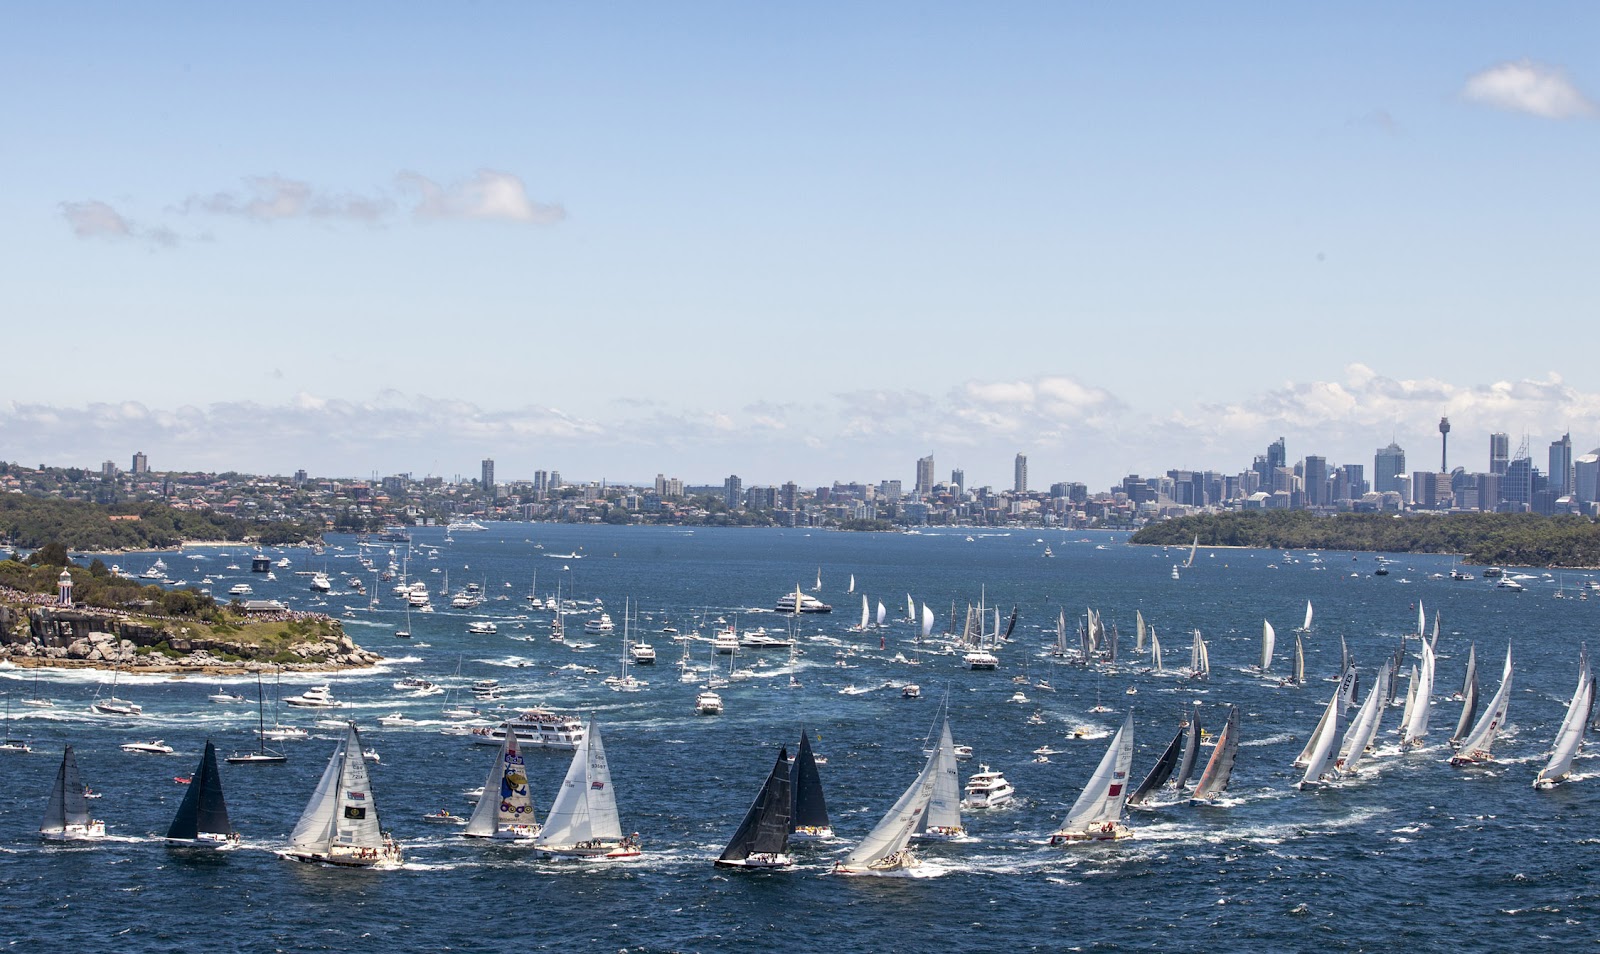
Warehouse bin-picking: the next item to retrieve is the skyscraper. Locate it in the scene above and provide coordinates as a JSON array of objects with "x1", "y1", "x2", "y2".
[
  {"x1": 724, "y1": 474, "x2": 742, "y2": 509},
  {"x1": 1549, "y1": 433, "x2": 1574, "y2": 498},
  {"x1": 1489, "y1": 433, "x2": 1509, "y2": 476},
  {"x1": 1013, "y1": 454, "x2": 1028, "y2": 494},
  {"x1": 950, "y1": 468, "x2": 964, "y2": 493},
  {"x1": 1303, "y1": 456, "x2": 1328, "y2": 507},
  {"x1": 480, "y1": 458, "x2": 496, "y2": 501},
  {"x1": 1374, "y1": 442, "x2": 1406, "y2": 495},
  {"x1": 1504, "y1": 457, "x2": 1533, "y2": 507},
  {"x1": 915, "y1": 454, "x2": 936, "y2": 496},
  {"x1": 131, "y1": 451, "x2": 148, "y2": 474}
]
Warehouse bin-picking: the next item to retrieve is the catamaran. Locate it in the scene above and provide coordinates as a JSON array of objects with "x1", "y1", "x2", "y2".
[
  {"x1": 280, "y1": 723, "x2": 402, "y2": 867},
  {"x1": 1534, "y1": 647, "x2": 1594, "y2": 790},
  {"x1": 40, "y1": 745, "x2": 105, "y2": 841},
  {"x1": 1050, "y1": 712, "x2": 1134, "y2": 843},
  {"x1": 715, "y1": 746, "x2": 794, "y2": 869},
  {"x1": 789, "y1": 729, "x2": 833, "y2": 840},
  {"x1": 1190, "y1": 705, "x2": 1241, "y2": 805},
  {"x1": 535, "y1": 716, "x2": 640, "y2": 859},
  {"x1": 462, "y1": 725, "x2": 540, "y2": 841},
  {"x1": 1451, "y1": 645, "x2": 1513, "y2": 767},
  {"x1": 166, "y1": 741, "x2": 238, "y2": 849}
]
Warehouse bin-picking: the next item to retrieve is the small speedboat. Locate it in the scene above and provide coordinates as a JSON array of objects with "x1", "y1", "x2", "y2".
[
  {"x1": 208, "y1": 691, "x2": 246, "y2": 704},
  {"x1": 423, "y1": 809, "x2": 466, "y2": 825},
  {"x1": 121, "y1": 740, "x2": 175, "y2": 755},
  {"x1": 377, "y1": 713, "x2": 416, "y2": 727}
]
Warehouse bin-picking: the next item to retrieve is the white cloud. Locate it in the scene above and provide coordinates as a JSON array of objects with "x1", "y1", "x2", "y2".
[
  {"x1": 59, "y1": 200, "x2": 178, "y2": 248},
  {"x1": 399, "y1": 169, "x2": 565, "y2": 224},
  {"x1": 180, "y1": 175, "x2": 394, "y2": 223},
  {"x1": 1463, "y1": 60, "x2": 1596, "y2": 120}
]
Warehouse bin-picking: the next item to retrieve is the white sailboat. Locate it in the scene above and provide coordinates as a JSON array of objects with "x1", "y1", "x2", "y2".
[
  {"x1": 1297, "y1": 600, "x2": 1313, "y2": 634},
  {"x1": 1298, "y1": 685, "x2": 1347, "y2": 790},
  {"x1": 1184, "y1": 534, "x2": 1198, "y2": 568},
  {"x1": 1258, "y1": 620, "x2": 1275, "y2": 673},
  {"x1": 1534, "y1": 647, "x2": 1594, "y2": 790},
  {"x1": 1400, "y1": 639, "x2": 1436, "y2": 748},
  {"x1": 40, "y1": 745, "x2": 105, "y2": 841},
  {"x1": 914, "y1": 718, "x2": 966, "y2": 841},
  {"x1": 905, "y1": 593, "x2": 915, "y2": 624},
  {"x1": 462, "y1": 723, "x2": 540, "y2": 841},
  {"x1": 1189, "y1": 630, "x2": 1210, "y2": 680},
  {"x1": 1049, "y1": 712, "x2": 1135, "y2": 844},
  {"x1": 853, "y1": 595, "x2": 870, "y2": 633},
  {"x1": 280, "y1": 723, "x2": 401, "y2": 867},
  {"x1": 876, "y1": 600, "x2": 888, "y2": 629},
  {"x1": 834, "y1": 741, "x2": 939, "y2": 875},
  {"x1": 536, "y1": 716, "x2": 640, "y2": 859},
  {"x1": 1134, "y1": 610, "x2": 1148, "y2": 655},
  {"x1": 1334, "y1": 661, "x2": 1391, "y2": 778},
  {"x1": 1451, "y1": 642, "x2": 1480, "y2": 747},
  {"x1": 1451, "y1": 645, "x2": 1514, "y2": 767}
]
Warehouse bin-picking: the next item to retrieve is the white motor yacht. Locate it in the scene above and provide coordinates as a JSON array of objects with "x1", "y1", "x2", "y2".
[
  {"x1": 121, "y1": 740, "x2": 176, "y2": 755},
  {"x1": 961, "y1": 765, "x2": 1015, "y2": 809},
  {"x1": 695, "y1": 690, "x2": 724, "y2": 715}
]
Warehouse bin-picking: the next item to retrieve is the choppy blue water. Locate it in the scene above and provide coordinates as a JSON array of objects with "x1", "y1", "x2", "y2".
[{"x1": 2, "y1": 526, "x2": 1597, "y2": 952}]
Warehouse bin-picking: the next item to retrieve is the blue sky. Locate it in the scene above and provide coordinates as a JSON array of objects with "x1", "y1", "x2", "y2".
[{"x1": 4, "y1": 3, "x2": 1597, "y2": 489}]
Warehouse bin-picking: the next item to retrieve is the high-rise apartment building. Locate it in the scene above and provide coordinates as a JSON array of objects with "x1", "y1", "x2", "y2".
[
  {"x1": 1374, "y1": 442, "x2": 1406, "y2": 495},
  {"x1": 480, "y1": 458, "x2": 496, "y2": 501},
  {"x1": 131, "y1": 451, "x2": 148, "y2": 474},
  {"x1": 1013, "y1": 454, "x2": 1028, "y2": 494},
  {"x1": 724, "y1": 474, "x2": 742, "y2": 509},
  {"x1": 1489, "y1": 433, "x2": 1509, "y2": 476},
  {"x1": 915, "y1": 454, "x2": 936, "y2": 496}
]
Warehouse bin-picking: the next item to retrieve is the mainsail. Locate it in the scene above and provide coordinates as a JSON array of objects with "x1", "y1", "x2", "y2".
[
  {"x1": 1260, "y1": 620, "x2": 1275, "y2": 672},
  {"x1": 716, "y1": 746, "x2": 793, "y2": 867},
  {"x1": 1302, "y1": 600, "x2": 1313, "y2": 632},
  {"x1": 1191, "y1": 705, "x2": 1241, "y2": 802},
  {"x1": 1189, "y1": 631, "x2": 1210, "y2": 680},
  {"x1": 1135, "y1": 610, "x2": 1148, "y2": 654},
  {"x1": 920, "y1": 604, "x2": 935, "y2": 640},
  {"x1": 464, "y1": 723, "x2": 538, "y2": 839},
  {"x1": 1452, "y1": 644, "x2": 1479, "y2": 745},
  {"x1": 167, "y1": 740, "x2": 231, "y2": 842},
  {"x1": 1173, "y1": 703, "x2": 1203, "y2": 791}
]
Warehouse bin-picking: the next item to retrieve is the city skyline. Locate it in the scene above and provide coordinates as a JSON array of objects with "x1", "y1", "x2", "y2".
[{"x1": 4, "y1": 5, "x2": 1597, "y2": 489}]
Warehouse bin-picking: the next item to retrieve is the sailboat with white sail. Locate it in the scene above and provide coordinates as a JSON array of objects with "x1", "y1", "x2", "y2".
[
  {"x1": 1190, "y1": 705, "x2": 1241, "y2": 805},
  {"x1": 90, "y1": 664, "x2": 141, "y2": 717},
  {"x1": 280, "y1": 723, "x2": 401, "y2": 867},
  {"x1": 536, "y1": 716, "x2": 640, "y2": 859},
  {"x1": 167, "y1": 741, "x2": 238, "y2": 849},
  {"x1": 1295, "y1": 600, "x2": 1313, "y2": 634},
  {"x1": 914, "y1": 717, "x2": 966, "y2": 841},
  {"x1": 1298, "y1": 684, "x2": 1347, "y2": 790},
  {"x1": 1534, "y1": 647, "x2": 1594, "y2": 790},
  {"x1": 1451, "y1": 644, "x2": 1479, "y2": 747},
  {"x1": 462, "y1": 725, "x2": 540, "y2": 841},
  {"x1": 1400, "y1": 639, "x2": 1436, "y2": 748},
  {"x1": 40, "y1": 745, "x2": 105, "y2": 841},
  {"x1": 715, "y1": 746, "x2": 794, "y2": 869},
  {"x1": 1257, "y1": 620, "x2": 1275, "y2": 674},
  {"x1": 1451, "y1": 645, "x2": 1514, "y2": 767},
  {"x1": 834, "y1": 740, "x2": 938, "y2": 875},
  {"x1": 1334, "y1": 661, "x2": 1391, "y2": 778},
  {"x1": 1049, "y1": 712, "x2": 1135, "y2": 844},
  {"x1": 1188, "y1": 630, "x2": 1210, "y2": 680}
]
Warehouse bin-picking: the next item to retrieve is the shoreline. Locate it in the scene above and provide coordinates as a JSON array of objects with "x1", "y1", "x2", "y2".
[{"x1": 0, "y1": 656, "x2": 380, "y2": 677}]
